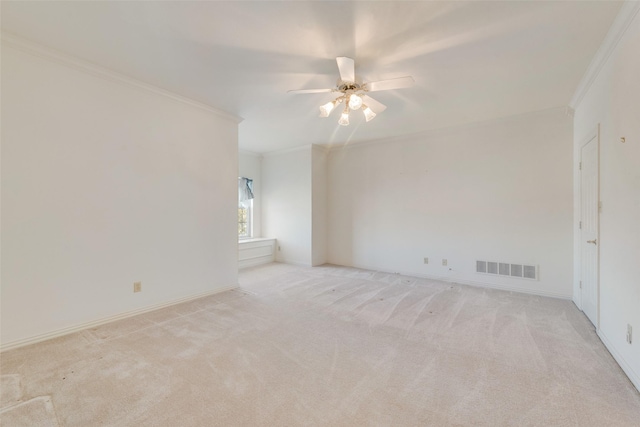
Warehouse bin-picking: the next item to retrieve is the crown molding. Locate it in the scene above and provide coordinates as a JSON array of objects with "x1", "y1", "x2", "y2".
[
  {"x1": 311, "y1": 144, "x2": 329, "y2": 154},
  {"x1": 261, "y1": 144, "x2": 313, "y2": 158},
  {"x1": 238, "y1": 149, "x2": 263, "y2": 158},
  {"x1": 1, "y1": 32, "x2": 243, "y2": 124},
  {"x1": 259, "y1": 144, "x2": 328, "y2": 158},
  {"x1": 244, "y1": 143, "x2": 328, "y2": 158},
  {"x1": 570, "y1": 1, "x2": 640, "y2": 109},
  {"x1": 327, "y1": 106, "x2": 568, "y2": 153}
]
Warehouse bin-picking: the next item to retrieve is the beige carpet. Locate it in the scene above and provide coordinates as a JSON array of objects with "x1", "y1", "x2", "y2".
[{"x1": 1, "y1": 263, "x2": 639, "y2": 426}]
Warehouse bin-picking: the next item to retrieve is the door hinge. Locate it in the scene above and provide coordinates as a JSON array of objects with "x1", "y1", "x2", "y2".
[
  {"x1": 579, "y1": 162, "x2": 582, "y2": 170},
  {"x1": 579, "y1": 221, "x2": 582, "y2": 230},
  {"x1": 579, "y1": 281, "x2": 582, "y2": 289},
  {"x1": 599, "y1": 201, "x2": 603, "y2": 212}
]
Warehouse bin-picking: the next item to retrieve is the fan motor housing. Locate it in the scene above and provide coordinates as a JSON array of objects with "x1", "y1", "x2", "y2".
[{"x1": 337, "y1": 81, "x2": 362, "y2": 93}]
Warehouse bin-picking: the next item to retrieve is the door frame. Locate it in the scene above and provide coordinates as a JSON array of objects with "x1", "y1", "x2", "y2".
[{"x1": 578, "y1": 124, "x2": 600, "y2": 328}]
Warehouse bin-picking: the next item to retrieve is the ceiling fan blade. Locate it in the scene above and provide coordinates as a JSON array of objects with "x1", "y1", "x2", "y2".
[
  {"x1": 362, "y1": 95, "x2": 387, "y2": 113},
  {"x1": 365, "y1": 76, "x2": 414, "y2": 92},
  {"x1": 287, "y1": 88, "x2": 334, "y2": 94},
  {"x1": 336, "y1": 57, "x2": 355, "y2": 83}
]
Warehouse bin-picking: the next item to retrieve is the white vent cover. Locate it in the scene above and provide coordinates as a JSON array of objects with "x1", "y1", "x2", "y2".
[
  {"x1": 499, "y1": 263, "x2": 510, "y2": 276},
  {"x1": 511, "y1": 264, "x2": 523, "y2": 277},
  {"x1": 523, "y1": 265, "x2": 537, "y2": 279},
  {"x1": 476, "y1": 260, "x2": 538, "y2": 280},
  {"x1": 488, "y1": 262, "x2": 498, "y2": 274},
  {"x1": 476, "y1": 261, "x2": 486, "y2": 273}
]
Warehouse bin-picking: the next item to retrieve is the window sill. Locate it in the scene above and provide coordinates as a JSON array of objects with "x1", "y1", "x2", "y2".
[{"x1": 239, "y1": 237, "x2": 274, "y2": 244}]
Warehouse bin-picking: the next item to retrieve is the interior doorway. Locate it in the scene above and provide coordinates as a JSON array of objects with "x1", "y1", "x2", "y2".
[{"x1": 579, "y1": 126, "x2": 600, "y2": 328}]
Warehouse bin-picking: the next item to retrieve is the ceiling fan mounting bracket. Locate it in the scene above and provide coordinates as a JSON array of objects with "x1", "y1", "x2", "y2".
[{"x1": 338, "y1": 81, "x2": 363, "y2": 93}]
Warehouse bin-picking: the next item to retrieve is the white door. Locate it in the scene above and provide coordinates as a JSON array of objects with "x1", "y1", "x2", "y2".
[{"x1": 580, "y1": 130, "x2": 599, "y2": 327}]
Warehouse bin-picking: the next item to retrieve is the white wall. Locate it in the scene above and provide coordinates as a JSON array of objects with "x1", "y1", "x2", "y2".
[
  {"x1": 261, "y1": 145, "x2": 327, "y2": 266},
  {"x1": 262, "y1": 147, "x2": 312, "y2": 265},
  {"x1": 239, "y1": 151, "x2": 262, "y2": 238},
  {"x1": 1, "y1": 41, "x2": 239, "y2": 348},
  {"x1": 311, "y1": 146, "x2": 328, "y2": 266},
  {"x1": 572, "y1": 5, "x2": 640, "y2": 390},
  {"x1": 328, "y1": 108, "x2": 573, "y2": 298}
]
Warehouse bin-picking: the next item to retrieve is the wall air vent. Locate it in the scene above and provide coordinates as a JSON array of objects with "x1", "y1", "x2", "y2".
[
  {"x1": 487, "y1": 262, "x2": 498, "y2": 275},
  {"x1": 499, "y1": 263, "x2": 510, "y2": 276},
  {"x1": 523, "y1": 265, "x2": 537, "y2": 279},
  {"x1": 476, "y1": 260, "x2": 538, "y2": 280},
  {"x1": 510, "y1": 264, "x2": 523, "y2": 277},
  {"x1": 476, "y1": 261, "x2": 487, "y2": 273}
]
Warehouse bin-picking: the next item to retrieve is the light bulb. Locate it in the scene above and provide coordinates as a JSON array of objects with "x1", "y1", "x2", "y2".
[
  {"x1": 338, "y1": 107, "x2": 350, "y2": 126},
  {"x1": 319, "y1": 101, "x2": 336, "y2": 117},
  {"x1": 362, "y1": 105, "x2": 376, "y2": 122},
  {"x1": 348, "y1": 94, "x2": 363, "y2": 110}
]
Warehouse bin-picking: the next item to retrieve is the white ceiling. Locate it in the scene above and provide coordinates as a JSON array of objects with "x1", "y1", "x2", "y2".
[{"x1": 2, "y1": 1, "x2": 622, "y2": 153}]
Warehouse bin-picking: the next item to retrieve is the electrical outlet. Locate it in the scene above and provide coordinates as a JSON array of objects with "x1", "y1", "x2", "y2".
[
  {"x1": 423, "y1": 257, "x2": 429, "y2": 264},
  {"x1": 442, "y1": 259, "x2": 448, "y2": 266},
  {"x1": 627, "y1": 324, "x2": 633, "y2": 344},
  {"x1": 133, "y1": 281, "x2": 142, "y2": 293}
]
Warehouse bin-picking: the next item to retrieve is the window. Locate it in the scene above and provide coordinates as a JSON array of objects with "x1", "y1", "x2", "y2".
[
  {"x1": 238, "y1": 177, "x2": 254, "y2": 239},
  {"x1": 238, "y1": 199, "x2": 252, "y2": 238}
]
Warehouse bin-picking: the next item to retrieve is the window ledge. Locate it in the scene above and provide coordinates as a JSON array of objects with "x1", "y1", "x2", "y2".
[{"x1": 239, "y1": 237, "x2": 275, "y2": 244}]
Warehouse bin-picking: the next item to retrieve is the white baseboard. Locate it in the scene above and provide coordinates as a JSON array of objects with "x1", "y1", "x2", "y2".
[
  {"x1": 328, "y1": 261, "x2": 572, "y2": 300},
  {"x1": 572, "y1": 296, "x2": 582, "y2": 310},
  {"x1": 276, "y1": 258, "x2": 312, "y2": 267},
  {"x1": 446, "y1": 275, "x2": 572, "y2": 300},
  {"x1": 597, "y1": 329, "x2": 640, "y2": 393},
  {"x1": 0, "y1": 285, "x2": 238, "y2": 352}
]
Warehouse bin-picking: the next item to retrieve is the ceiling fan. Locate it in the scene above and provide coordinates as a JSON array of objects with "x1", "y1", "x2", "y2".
[{"x1": 288, "y1": 57, "x2": 414, "y2": 126}]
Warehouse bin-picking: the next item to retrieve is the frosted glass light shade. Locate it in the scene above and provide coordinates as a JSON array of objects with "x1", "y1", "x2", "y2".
[
  {"x1": 338, "y1": 110, "x2": 350, "y2": 126},
  {"x1": 348, "y1": 94, "x2": 363, "y2": 110},
  {"x1": 319, "y1": 101, "x2": 336, "y2": 117},
  {"x1": 363, "y1": 105, "x2": 376, "y2": 122}
]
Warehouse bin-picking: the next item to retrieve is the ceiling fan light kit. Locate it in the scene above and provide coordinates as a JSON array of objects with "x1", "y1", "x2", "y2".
[
  {"x1": 319, "y1": 99, "x2": 341, "y2": 117},
  {"x1": 289, "y1": 57, "x2": 414, "y2": 126},
  {"x1": 338, "y1": 107, "x2": 350, "y2": 126},
  {"x1": 348, "y1": 94, "x2": 363, "y2": 110},
  {"x1": 362, "y1": 105, "x2": 376, "y2": 122}
]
